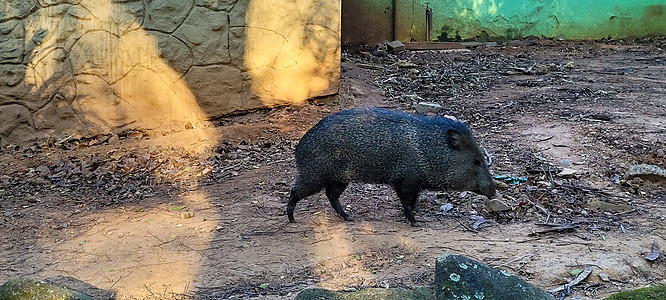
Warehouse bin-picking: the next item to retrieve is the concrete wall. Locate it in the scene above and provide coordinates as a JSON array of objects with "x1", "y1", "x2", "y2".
[
  {"x1": 345, "y1": 0, "x2": 666, "y2": 43},
  {"x1": 0, "y1": 0, "x2": 341, "y2": 144},
  {"x1": 342, "y1": 0, "x2": 393, "y2": 44}
]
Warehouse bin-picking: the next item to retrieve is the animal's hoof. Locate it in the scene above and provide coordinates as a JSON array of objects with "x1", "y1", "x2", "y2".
[{"x1": 410, "y1": 221, "x2": 422, "y2": 227}]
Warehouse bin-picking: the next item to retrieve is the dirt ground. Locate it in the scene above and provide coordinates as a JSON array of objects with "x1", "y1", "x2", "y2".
[{"x1": 1, "y1": 38, "x2": 665, "y2": 300}]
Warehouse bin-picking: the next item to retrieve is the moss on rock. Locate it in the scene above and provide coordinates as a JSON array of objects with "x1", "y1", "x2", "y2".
[
  {"x1": 0, "y1": 278, "x2": 93, "y2": 300},
  {"x1": 295, "y1": 287, "x2": 435, "y2": 300},
  {"x1": 604, "y1": 285, "x2": 666, "y2": 300}
]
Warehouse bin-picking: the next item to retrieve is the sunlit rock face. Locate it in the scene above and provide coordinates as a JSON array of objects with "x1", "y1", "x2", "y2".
[{"x1": 0, "y1": 0, "x2": 341, "y2": 143}]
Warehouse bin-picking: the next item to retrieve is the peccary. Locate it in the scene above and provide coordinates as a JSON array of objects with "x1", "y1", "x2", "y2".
[{"x1": 287, "y1": 107, "x2": 495, "y2": 226}]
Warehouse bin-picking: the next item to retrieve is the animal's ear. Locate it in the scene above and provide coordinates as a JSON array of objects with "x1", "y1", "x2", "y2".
[{"x1": 447, "y1": 129, "x2": 462, "y2": 150}]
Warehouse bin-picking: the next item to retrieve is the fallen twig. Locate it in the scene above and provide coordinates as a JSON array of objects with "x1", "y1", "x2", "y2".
[
  {"x1": 494, "y1": 253, "x2": 536, "y2": 268},
  {"x1": 549, "y1": 266, "x2": 593, "y2": 295},
  {"x1": 535, "y1": 134, "x2": 554, "y2": 142},
  {"x1": 530, "y1": 223, "x2": 578, "y2": 235},
  {"x1": 267, "y1": 158, "x2": 294, "y2": 165}
]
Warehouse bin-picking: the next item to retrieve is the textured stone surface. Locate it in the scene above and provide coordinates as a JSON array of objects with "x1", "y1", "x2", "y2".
[
  {"x1": 80, "y1": 0, "x2": 144, "y2": 35},
  {"x1": 0, "y1": 278, "x2": 94, "y2": 300},
  {"x1": 625, "y1": 164, "x2": 666, "y2": 182},
  {"x1": 435, "y1": 254, "x2": 555, "y2": 300},
  {"x1": 0, "y1": 1, "x2": 38, "y2": 21},
  {"x1": 121, "y1": 30, "x2": 193, "y2": 76},
  {"x1": 228, "y1": 26, "x2": 245, "y2": 69},
  {"x1": 174, "y1": 6, "x2": 230, "y2": 65},
  {"x1": 113, "y1": 66, "x2": 207, "y2": 129},
  {"x1": 295, "y1": 287, "x2": 435, "y2": 300},
  {"x1": 416, "y1": 102, "x2": 442, "y2": 114},
  {"x1": 228, "y1": 0, "x2": 248, "y2": 27},
  {"x1": 72, "y1": 74, "x2": 135, "y2": 134},
  {"x1": 0, "y1": 104, "x2": 35, "y2": 144},
  {"x1": 0, "y1": 63, "x2": 24, "y2": 86},
  {"x1": 244, "y1": 0, "x2": 340, "y2": 105},
  {"x1": 0, "y1": 0, "x2": 341, "y2": 144},
  {"x1": 196, "y1": 0, "x2": 237, "y2": 11},
  {"x1": 0, "y1": 20, "x2": 25, "y2": 63},
  {"x1": 70, "y1": 31, "x2": 125, "y2": 82},
  {"x1": 38, "y1": 0, "x2": 83, "y2": 6},
  {"x1": 25, "y1": 48, "x2": 76, "y2": 111},
  {"x1": 184, "y1": 65, "x2": 263, "y2": 116},
  {"x1": 144, "y1": 0, "x2": 193, "y2": 33},
  {"x1": 24, "y1": 4, "x2": 98, "y2": 52}
]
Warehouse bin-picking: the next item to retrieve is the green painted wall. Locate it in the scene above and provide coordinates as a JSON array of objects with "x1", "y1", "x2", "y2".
[{"x1": 351, "y1": 0, "x2": 666, "y2": 42}]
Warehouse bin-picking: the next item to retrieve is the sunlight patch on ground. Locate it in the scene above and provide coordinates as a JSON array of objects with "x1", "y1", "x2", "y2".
[
  {"x1": 310, "y1": 216, "x2": 377, "y2": 289},
  {"x1": 41, "y1": 190, "x2": 218, "y2": 298}
]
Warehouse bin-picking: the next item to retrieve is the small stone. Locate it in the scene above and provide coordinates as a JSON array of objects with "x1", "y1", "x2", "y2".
[
  {"x1": 485, "y1": 198, "x2": 512, "y2": 212},
  {"x1": 0, "y1": 175, "x2": 11, "y2": 184},
  {"x1": 599, "y1": 273, "x2": 610, "y2": 282},
  {"x1": 440, "y1": 203, "x2": 453, "y2": 213},
  {"x1": 108, "y1": 135, "x2": 120, "y2": 144},
  {"x1": 494, "y1": 180, "x2": 510, "y2": 190},
  {"x1": 404, "y1": 94, "x2": 424, "y2": 102},
  {"x1": 557, "y1": 168, "x2": 578, "y2": 178},
  {"x1": 624, "y1": 164, "x2": 666, "y2": 182},
  {"x1": 416, "y1": 102, "x2": 442, "y2": 114},
  {"x1": 36, "y1": 165, "x2": 50, "y2": 176},
  {"x1": 180, "y1": 211, "x2": 195, "y2": 219},
  {"x1": 387, "y1": 40, "x2": 405, "y2": 53},
  {"x1": 349, "y1": 86, "x2": 366, "y2": 98},
  {"x1": 51, "y1": 223, "x2": 68, "y2": 230}
]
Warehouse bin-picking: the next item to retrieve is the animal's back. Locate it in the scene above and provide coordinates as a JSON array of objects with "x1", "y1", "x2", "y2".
[{"x1": 294, "y1": 108, "x2": 457, "y2": 184}]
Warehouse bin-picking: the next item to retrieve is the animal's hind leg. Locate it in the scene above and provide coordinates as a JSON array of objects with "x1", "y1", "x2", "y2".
[
  {"x1": 395, "y1": 184, "x2": 420, "y2": 226},
  {"x1": 326, "y1": 182, "x2": 352, "y2": 221},
  {"x1": 287, "y1": 178, "x2": 323, "y2": 223}
]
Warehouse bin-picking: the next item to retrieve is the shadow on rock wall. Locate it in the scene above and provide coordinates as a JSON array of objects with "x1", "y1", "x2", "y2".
[{"x1": 0, "y1": 0, "x2": 340, "y2": 145}]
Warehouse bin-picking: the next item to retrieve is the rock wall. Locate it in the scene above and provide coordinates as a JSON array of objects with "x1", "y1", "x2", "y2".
[{"x1": 0, "y1": 0, "x2": 341, "y2": 144}]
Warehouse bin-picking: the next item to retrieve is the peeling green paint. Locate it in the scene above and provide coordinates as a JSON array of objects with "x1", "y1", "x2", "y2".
[{"x1": 384, "y1": 0, "x2": 666, "y2": 41}]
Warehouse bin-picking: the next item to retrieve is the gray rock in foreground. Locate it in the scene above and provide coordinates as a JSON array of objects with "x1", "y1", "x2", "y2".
[
  {"x1": 435, "y1": 254, "x2": 555, "y2": 300},
  {"x1": 625, "y1": 164, "x2": 666, "y2": 182},
  {"x1": 295, "y1": 287, "x2": 434, "y2": 300},
  {"x1": 0, "y1": 278, "x2": 94, "y2": 300}
]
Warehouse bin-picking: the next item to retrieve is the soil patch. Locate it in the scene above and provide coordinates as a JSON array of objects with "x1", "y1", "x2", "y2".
[{"x1": 1, "y1": 38, "x2": 665, "y2": 299}]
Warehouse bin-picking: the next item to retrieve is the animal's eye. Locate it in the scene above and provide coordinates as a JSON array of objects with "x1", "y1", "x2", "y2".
[{"x1": 473, "y1": 159, "x2": 481, "y2": 166}]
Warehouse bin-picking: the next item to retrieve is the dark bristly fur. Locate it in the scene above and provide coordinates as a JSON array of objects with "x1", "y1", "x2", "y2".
[{"x1": 287, "y1": 107, "x2": 495, "y2": 226}]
